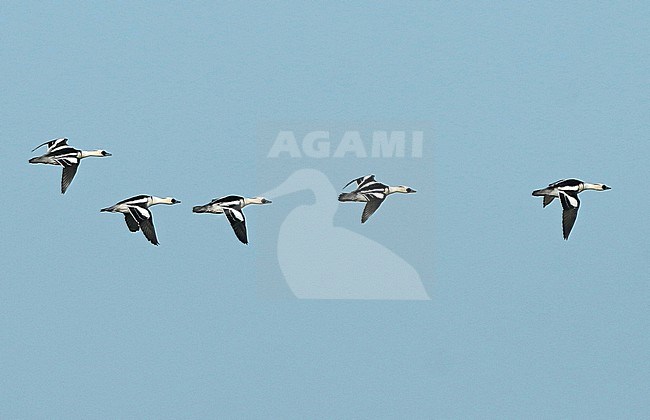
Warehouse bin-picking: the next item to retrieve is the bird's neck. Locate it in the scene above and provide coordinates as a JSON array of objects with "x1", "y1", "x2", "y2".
[
  {"x1": 150, "y1": 196, "x2": 171, "y2": 205},
  {"x1": 79, "y1": 150, "x2": 104, "y2": 158},
  {"x1": 582, "y1": 183, "x2": 600, "y2": 191}
]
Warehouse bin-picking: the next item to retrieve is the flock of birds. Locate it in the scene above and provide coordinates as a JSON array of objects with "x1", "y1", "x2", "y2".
[
  {"x1": 28, "y1": 138, "x2": 419, "y2": 245},
  {"x1": 29, "y1": 138, "x2": 611, "y2": 244}
]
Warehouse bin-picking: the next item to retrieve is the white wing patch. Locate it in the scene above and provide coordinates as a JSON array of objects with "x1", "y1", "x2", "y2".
[
  {"x1": 128, "y1": 205, "x2": 151, "y2": 221},
  {"x1": 229, "y1": 208, "x2": 245, "y2": 222},
  {"x1": 559, "y1": 191, "x2": 580, "y2": 208}
]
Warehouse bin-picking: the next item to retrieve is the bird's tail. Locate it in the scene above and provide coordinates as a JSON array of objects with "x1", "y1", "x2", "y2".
[
  {"x1": 532, "y1": 188, "x2": 550, "y2": 196},
  {"x1": 100, "y1": 206, "x2": 113, "y2": 212},
  {"x1": 338, "y1": 192, "x2": 359, "y2": 202},
  {"x1": 29, "y1": 156, "x2": 47, "y2": 164},
  {"x1": 192, "y1": 205, "x2": 208, "y2": 213}
]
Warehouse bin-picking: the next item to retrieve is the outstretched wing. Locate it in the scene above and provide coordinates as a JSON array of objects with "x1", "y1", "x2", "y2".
[
  {"x1": 559, "y1": 190, "x2": 580, "y2": 240},
  {"x1": 128, "y1": 205, "x2": 159, "y2": 245},
  {"x1": 543, "y1": 195, "x2": 555, "y2": 208},
  {"x1": 361, "y1": 196, "x2": 386, "y2": 223},
  {"x1": 60, "y1": 160, "x2": 79, "y2": 194},
  {"x1": 343, "y1": 174, "x2": 375, "y2": 190},
  {"x1": 223, "y1": 207, "x2": 248, "y2": 244},
  {"x1": 31, "y1": 138, "x2": 69, "y2": 153},
  {"x1": 123, "y1": 213, "x2": 140, "y2": 232}
]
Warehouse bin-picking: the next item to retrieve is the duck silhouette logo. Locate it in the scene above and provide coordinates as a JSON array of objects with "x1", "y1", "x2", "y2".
[{"x1": 262, "y1": 168, "x2": 430, "y2": 300}]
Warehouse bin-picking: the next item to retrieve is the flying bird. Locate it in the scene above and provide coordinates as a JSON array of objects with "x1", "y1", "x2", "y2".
[
  {"x1": 338, "y1": 174, "x2": 416, "y2": 223},
  {"x1": 29, "y1": 138, "x2": 111, "y2": 194},
  {"x1": 192, "y1": 195, "x2": 272, "y2": 244},
  {"x1": 101, "y1": 195, "x2": 181, "y2": 245},
  {"x1": 532, "y1": 179, "x2": 611, "y2": 239}
]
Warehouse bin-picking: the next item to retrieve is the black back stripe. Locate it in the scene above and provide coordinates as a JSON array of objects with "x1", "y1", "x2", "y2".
[
  {"x1": 549, "y1": 179, "x2": 582, "y2": 188},
  {"x1": 210, "y1": 195, "x2": 244, "y2": 207},
  {"x1": 114, "y1": 195, "x2": 150, "y2": 206}
]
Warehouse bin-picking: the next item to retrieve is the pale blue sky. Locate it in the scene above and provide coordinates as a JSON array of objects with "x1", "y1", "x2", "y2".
[{"x1": 2, "y1": 2, "x2": 649, "y2": 418}]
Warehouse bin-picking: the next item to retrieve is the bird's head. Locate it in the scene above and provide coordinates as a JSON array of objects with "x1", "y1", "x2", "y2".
[
  {"x1": 164, "y1": 197, "x2": 181, "y2": 205},
  {"x1": 252, "y1": 196, "x2": 272, "y2": 205},
  {"x1": 395, "y1": 185, "x2": 417, "y2": 194}
]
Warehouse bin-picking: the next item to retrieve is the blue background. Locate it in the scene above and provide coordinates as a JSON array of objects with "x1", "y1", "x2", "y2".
[{"x1": 1, "y1": 2, "x2": 649, "y2": 418}]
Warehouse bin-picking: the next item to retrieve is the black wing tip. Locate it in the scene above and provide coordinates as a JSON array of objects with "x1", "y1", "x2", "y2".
[
  {"x1": 236, "y1": 232, "x2": 248, "y2": 244},
  {"x1": 145, "y1": 233, "x2": 159, "y2": 246}
]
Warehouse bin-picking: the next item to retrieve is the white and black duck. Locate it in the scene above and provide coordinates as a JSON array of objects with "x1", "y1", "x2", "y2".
[
  {"x1": 338, "y1": 174, "x2": 416, "y2": 223},
  {"x1": 29, "y1": 138, "x2": 111, "y2": 194},
  {"x1": 532, "y1": 179, "x2": 611, "y2": 239},
  {"x1": 192, "y1": 195, "x2": 272, "y2": 244},
  {"x1": 101, "y1": 195, "x2": 181, "y2": 246}
]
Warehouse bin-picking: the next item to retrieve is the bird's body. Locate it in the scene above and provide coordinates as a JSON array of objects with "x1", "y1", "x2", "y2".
[
  {"x1": 101, "y1": 195, "x2": 180, "y2": 245},
  {"x1": 29, "y1": 138, "x2": 111, "y2": 193},
  {"x1": 338, "y1": 174, "x2": 416, "y2": 223},
  {"x1": 532, "y1": 179, "x2": 610, "y2": 239},
  {"x1": 192, "y1": 195, "x2": 271, "y2": 244}
]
